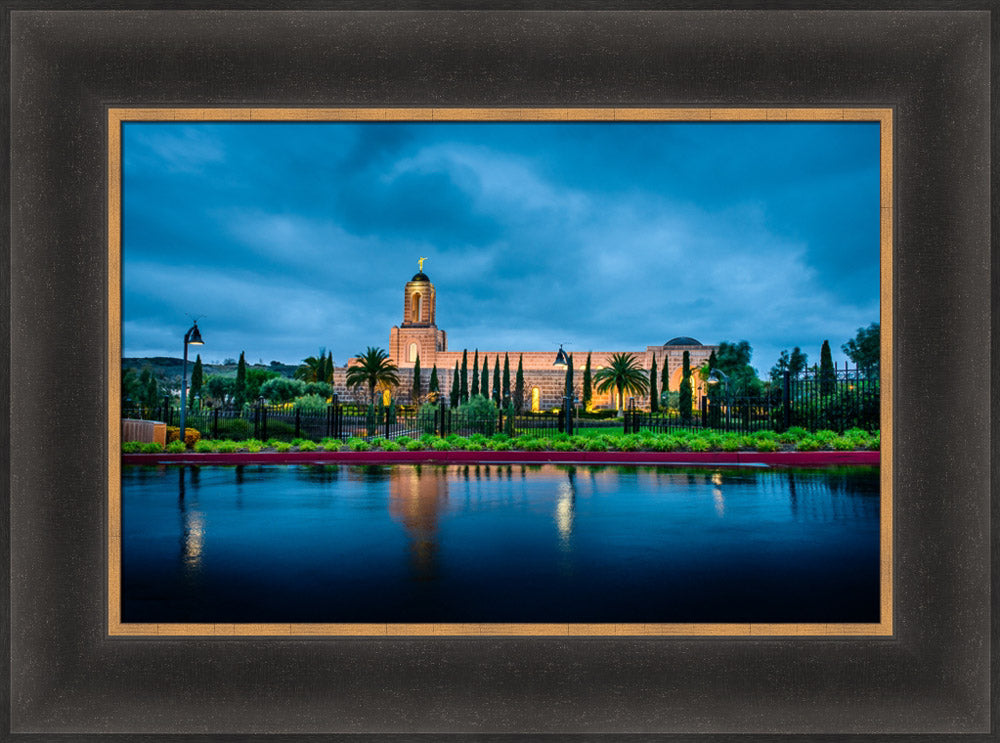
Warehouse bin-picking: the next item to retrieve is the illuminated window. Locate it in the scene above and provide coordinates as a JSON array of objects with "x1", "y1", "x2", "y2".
[
  {"x1": 531, "y1": 387, "x2": 540, "y2": 412},
  {"x1": 408, "y1": 343, "x2": 418, "y2": 362},
  {"x1": 411, "y1": 292, "x2": 422, "y2": 322}
]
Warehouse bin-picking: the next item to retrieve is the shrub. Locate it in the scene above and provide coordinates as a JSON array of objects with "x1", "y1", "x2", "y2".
[
  {"x1": 348, "y1": 438, "x2": 370, "y2": 452},
  {"x1": 488, "y1": 438, "x2": 513, "y2": 451},
  {"x1": 381, "y1": 441, "x2": 401, "y2": 452},
  {"x1": 831, "y1": 436, "x2": 854, "y2": 451},
  {"x1": 140, "y1": 442, "x2": 164, "y2": 453},
  {"x1": 688, "y1": 437, "x2": 710, "y2": 452},
  {"x1": 778, "y1": 426, "x2": 809, "y2": 444},
  {"x1": 319, "y1": 438, "x2": 343, "y2": 451},
  {"x1": 405, "y1": 439, "x2": 424, "y2": 451},
  {"x1": 431, "y1": 438, "x2": 452, "y2": 451},
  {"x1": 272, "y1": 441, "x2": 292, "y2": 452},
  {"x1": 237, "y1": 438, "x2": 264, "y2": 452},
  {"x1": 215, "y1": 439, "x2": 239, "y2": 453},
  {"x1": 166, "y1": 440, "x2": 187, "y2": 453},
  {"x1": 869, "y1": 431, "x2": 881, "y2": 450},
  {"x1": 618, "y1": 435, "x2": 643, "y2": 452},
  {"x1": 395, "y1": 436, "x2": 413, "y2": 448},
  {"x1": 292, "y1": 393, "x2": 328, "y2": 414},
  {"x1": 259, "y1": 377, "x2": 306, "y2": 403},
  {"x1": 417, "y1": 403, "x2": 441, "y2": 435},
  {"x1": 650, "y1": 435, "x2": 679, "y2": 452},
  {"x1": 166, "y1": 426, "x2": 201, "y2": 447},
  {"x1": 584, "y1": 437, "x2": 608, "y2": 452},
  {"x1": 290, "y1": 438, "x2": 309, "y2": 447},
  {"x1": 795, "y1": 436, "x2": 821, "y2": 451},
  {"x1": 720, "y1": 435, "x2": 741, "y2": 452},
  {"x1": 754, "y1": 438, "x2": 780, "y2": 452},
  {"x1": 456, "y1": 395, "x2": 498, "y2": 435},
  {"x1": 122, "y1": 441, "x2": 143, "y2": 453},
  {"x1": 296, "y1": 440, "x2": 317, "y2": 452},
  {"x1": 193, "y1": 439, "x2": 215, "y2": 453},
  {"x1": 517, "y1": 437, "x2": 546, "y2": 451},
  {"x1": 447, "y1": 435, "x2": 469, "y2": 449}
]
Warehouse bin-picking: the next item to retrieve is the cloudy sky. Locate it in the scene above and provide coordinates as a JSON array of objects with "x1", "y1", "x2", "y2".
[{"x1": 121, "y1": 120, "x2": 880, "y2": 374}]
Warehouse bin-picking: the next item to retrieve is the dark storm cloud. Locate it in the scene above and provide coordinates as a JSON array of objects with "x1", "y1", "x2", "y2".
[{"x1": 121, "y1": 121, "x2": 880, "y2": 373}]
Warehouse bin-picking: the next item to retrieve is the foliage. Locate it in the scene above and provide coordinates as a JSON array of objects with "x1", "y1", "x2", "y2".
[
  {"x1": 417, "y1": 402, "x2": 441, "y2": 434},
  {"x1": 492, "y1": 355, "x2": 501, "y2": 404},
  {"x1": 122, "y1": 441, "x2": 143, "y2": 453},
  {"x1": 456, "y1": 349, "x2": 468, "y2": 404},
  {"x1": 429, "y1": 364, "x2": 439, "y2": 394},
  {"x1": 166, "y1": 440, "x2": 187, "y2": 453},
  {"x1": 294, "y1": 394, "x2": 328, "y2": 413},
  {"x1": 166, "y1": 426, "x2": 201, "y2": 447},
  {"x1": 303, "y1": 382, "x2": 333, "y2": 398},
  {"x1": 234, "y1": 351, "x2": 248, "y2": 407},
  {"x1": 819, "y1": 340, "x2": 836, "y2": 395},
  {"x1": 502, "y1": 353, "x2": 511, "y2": 404},
  {"x1": 411, "y1": 354, "x2": 422, "y2": 402},
  {"x1": 296, "y1": 440, "x2": 317, "y2": 452},
  {"x1": 345, "y1": 347, "x2": 400, "y2": 405},
  {"x1": 205, "y1": 374, "x2": 236, "y2": 406},
  {"x1": 770, "y1": 346, "x2": 808, "y2": 381},
  {"x1": 259, "y1": 377, "x2": 306, "y2": 403},
  {"x1": 842, "y1": 322, "x2": 880, "y2": 377},
  {"x1": 189, "y1": 355, "x2": 204, "y2": 409},
  {"x1": 679, "y1": 351, "x2": 693, "y2": 423},
  {"x1": 296, "y1": 348, "x2": 334, "y2": 383},
  {"x1": 713, "y1": 340, "x2": 762, "y2": 396},
  {"x1": 582, "y1": 353, "x2": 593, "y2": 410},
  {"x1": 593, "y1": 352, "x2": 649, "y2": 412},
  {"x1": 450, "y1": 362, "x2": 461, "y2": 408},
  {"x1": 649, "y1": 355, "x2": 659, "y2": 412},
  {"x1": 193, "y1": 440, "x2": 215, "y2": 453},
  {"x1": 513, "y1": 355, "x2": 525, "y2": 412},
  {"x1": 215, "y1": 440, "x2": 239, "y2": 453},
  {"x1": 471, "y1": 350, "x2": 480, "y2": 397},
  {"x1": 245, "y1": 368, "x2": 279, "y2": 401},
  {"x1": 457, "y1": 394, "x2": 498, "y2": 434},
  {"x1": 272, "y1": 441, "x2": 292, "y2": 452},
  {"x1": 237, "y1": 438, "x2": 265, "y2": 453},
  {"x1": 319, "y1": 438, "x2": 343, "y2": 451},
  {"x1": 140, "y1": 442, "x2": 164, "y2": 453},
  {"x1": 348, "y1": 438, "x2": 371, "y2": 452}
]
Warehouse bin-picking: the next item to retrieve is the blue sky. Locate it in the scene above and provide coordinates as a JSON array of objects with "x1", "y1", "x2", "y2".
[{"x1": 121, "y1": 120, "x2": 880, "y2": 374}]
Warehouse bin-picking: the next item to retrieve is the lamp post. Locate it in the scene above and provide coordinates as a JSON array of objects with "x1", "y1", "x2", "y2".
[
  {"x1": 178, "y1": 321, "x2": 204, "y2": 441},
  {"x1": 706, "y1": 368, "x2": 731, "y2": 430},
  {"x1": 553, "y1": 345, "x2": 574, "y2": 434}
]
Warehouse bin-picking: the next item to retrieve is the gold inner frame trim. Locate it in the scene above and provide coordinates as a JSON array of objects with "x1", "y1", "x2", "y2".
[{"x1": 107, "y1": 107, "x2": 893, "y2": 638}]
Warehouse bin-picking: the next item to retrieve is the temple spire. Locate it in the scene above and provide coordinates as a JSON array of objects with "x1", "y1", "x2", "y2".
[{"x1": 418, "y1": 256, "x2": 427, "y2": 273}]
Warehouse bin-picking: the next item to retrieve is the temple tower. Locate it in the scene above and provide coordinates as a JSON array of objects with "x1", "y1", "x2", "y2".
[{"x1": 389, "y1": 260, "x2": 447, "y2": 368}]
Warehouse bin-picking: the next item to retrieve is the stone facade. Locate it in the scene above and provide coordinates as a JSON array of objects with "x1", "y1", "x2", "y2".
[{"x1": 336, "y1": 269, "x2": 717, "y2": 411}]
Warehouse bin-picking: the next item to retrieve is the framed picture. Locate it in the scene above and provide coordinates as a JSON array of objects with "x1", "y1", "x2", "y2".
[{"x1": 6, "y1": 5, "x2": 993, "y2": 739}]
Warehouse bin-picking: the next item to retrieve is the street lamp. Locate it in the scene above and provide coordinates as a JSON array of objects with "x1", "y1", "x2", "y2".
[
  {"x1": 552, "y1": 344, "x2": 569, "y2": 367},
  {"x1": 178, "y1": 321, "x2": 204, "y2": 441}
]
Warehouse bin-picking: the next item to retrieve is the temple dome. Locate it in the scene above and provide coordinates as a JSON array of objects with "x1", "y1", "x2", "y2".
[
  {"x1": 411, "y1": 272, "x2": 430, "y2": 282},
  {"x1": 664, "y1": 336, "x2": 702, "y2": 346}
]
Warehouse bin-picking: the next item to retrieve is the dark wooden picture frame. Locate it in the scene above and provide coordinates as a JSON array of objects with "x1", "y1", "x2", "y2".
[{"x1": 5, "y1": 4, "x2": 994, "y2": 739}]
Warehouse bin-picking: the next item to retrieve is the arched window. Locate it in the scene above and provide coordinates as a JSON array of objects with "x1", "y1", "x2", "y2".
[
  {"x1": 408, "y1": 343, "x2": 418, "y2": 362},
  {"x1": 531, "y1": 387, "x2": 541, "y2": 413},
  {"x1": 411, "y1": 292, "x2": 422, "y2": 322}
]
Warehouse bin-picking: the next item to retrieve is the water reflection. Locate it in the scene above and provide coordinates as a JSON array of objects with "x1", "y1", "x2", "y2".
[
  {"x1": 123, "y1": 463, "x2": 880, "y2": 623},
  {"x1": 388, "y1": 466, "x2": 449, "y2": 581}
]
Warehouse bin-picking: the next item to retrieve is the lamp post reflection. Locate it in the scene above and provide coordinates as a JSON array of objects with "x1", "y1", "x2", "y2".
[
  {"x1": 555, "y1": 468, "x2": 577, "y2": 550},
  {"x1": 177, "y1": 466, "x2": 206, "y2": 579},
  {"x1": 711, "y1": 471, "x2": 725, "y2": 518}
]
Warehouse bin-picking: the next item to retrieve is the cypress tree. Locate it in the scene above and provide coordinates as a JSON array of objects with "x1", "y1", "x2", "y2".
[
  {"x1": 460, "y1": 350, "x2": 469, "y2": 403},
  {"x1": 819, "y1": 340, "x2": 836, "y2": 395},
  {"x1": 324, "y1": 350, "x2": 334, "y2": 383},
  {"x1": 661, "y1": 356, "x2": 669, "y2": 396},
  {"x1": 429, "y1": 365, "x2": 439, "y2": 394},
  {"x1": 471, "y1": 350, "x2": 480, "y2": 397},
  {"x1": 513, "y1": 354, "x2": 525, "y2": 412},
  {"x1": 480, "y1": 355, "x2": 489, "y2": 399},
  {"x1": 451, "y1": 362, "x2": 461, "y2": 408},
  {"x1": 679, "y1": 350, "x2": 693, "y2": 422},
  {"x1": 411, "y1": 354, "x2": 422, "y2": 402},
  {"x1": 492, "y1": 356, "x2": 501, "y2": 404},
  {"x1": 234, "y1": 351, "x2": 248, "y2": 407},
  {"x1": 189, "y1": 354, "x2": 203, "y2": 410},
  {"x1": 564, "y1": 353, "x2": 574, "y2": 399},
  {"x1": 582, "y1": 353, "x2": 592, "y2": 410},
  {"x1": 649, "y1": 355, "x2": 659, "y2": 412},
  {"x1": 502, "y1": 353, "x2": 511, "y2": 404}
]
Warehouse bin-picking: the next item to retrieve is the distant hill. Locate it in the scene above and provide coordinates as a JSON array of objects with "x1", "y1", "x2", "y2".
[{"x1": 122, "y1": 357, "x2": 299, "y2": 385}]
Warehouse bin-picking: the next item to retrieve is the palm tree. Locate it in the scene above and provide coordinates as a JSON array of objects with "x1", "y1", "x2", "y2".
[
  {"x1": 593, "y1": 352, "x2": 649, "y2": 414},
  {"x1": 295, "y1": 348, "x2": 333, "y2": 383},
  {"x1": 346, "y1": 347, "x2": 400, "y2": 405}
]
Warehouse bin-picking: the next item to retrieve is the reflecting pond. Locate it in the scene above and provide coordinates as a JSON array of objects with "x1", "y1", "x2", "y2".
[{"x1": 121, "y1": 464, "x2": 879, "y2": 623}]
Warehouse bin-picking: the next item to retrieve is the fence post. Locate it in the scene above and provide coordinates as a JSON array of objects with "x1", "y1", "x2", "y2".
[
  {"x1": 700, "y1": 396, "x2": 707, "y2": 428},
  {"x1": 385, "y1": 405, "x2": 390, "y2": 439},
  {"x1": 253, "y1": 402, "x2": 260, "y2": 439},
  {"x1": 213, "y1": 408, "x2": 219, "y2": 438},
  {"x1": 295, "y1": 408, "x2": 301, "y2": 438},
  {"x1": 261, "y1": 403, "x2": 268, "y2": 440}
]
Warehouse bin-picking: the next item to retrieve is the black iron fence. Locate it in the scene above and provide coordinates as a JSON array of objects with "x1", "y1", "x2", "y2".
[
  {"x1": 123, "y1": 365, "x2": 878, "y2": 442},
  {"x1": 623, "y1": 364, "x2": 879, "y2": 435}
]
